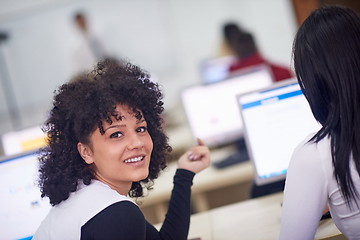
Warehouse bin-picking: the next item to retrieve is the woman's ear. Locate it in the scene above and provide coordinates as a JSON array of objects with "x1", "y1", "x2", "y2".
[{"x1": 77, "y1": 142, "x2": 94, "y2": 165}]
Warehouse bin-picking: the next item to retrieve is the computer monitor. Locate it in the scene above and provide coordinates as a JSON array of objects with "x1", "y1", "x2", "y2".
[
  {"x1": 182, "y1": 65, "x2": 273, "y2": 148},
  {"x1": 0, "y1": 150, "x2": 51, "y2": 240},
  {"x1": 199, "y1": 55, "x2": 236, "y2": 84},
  {"x1": 237, "y1": 78, "x2": 321, "y2": 185},
  {"x1": 1, "y1": 125, "x2": 47, "y2": 156}
]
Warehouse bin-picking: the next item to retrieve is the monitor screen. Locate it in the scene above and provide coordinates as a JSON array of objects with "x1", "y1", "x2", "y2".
[
  {"x1": 0, "y1": 150, "x2": 51, "y2": 240},
  {"x1": 1, "y1": 125, "x2": 47, "y2": 156},
  {"x1": 237, "y1": 78, "x2": 321, "y2": 185},
  {"x1": 199, "y1": 55, "x2": 235, "y2": 84},
  {"x1": 182, "y1": 65, "x2": 273, "y2": 148}
]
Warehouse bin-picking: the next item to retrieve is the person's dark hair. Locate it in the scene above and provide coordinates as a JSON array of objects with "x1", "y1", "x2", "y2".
[
  {"x1": 222, "y1": 22, "x2": 257, "y2": 59},
  {"x1": 38, "y1": 59, "x2": 171, "y2": 206},
  {"x1": 233, "y1": 32, "x2": 257, "y2": 58},
  {"x1": 293, "y1": 5, "x2": 360, "y2": 205},
  {"x1": 223, "y1": 22, "x2": 241, "y2": 48}
]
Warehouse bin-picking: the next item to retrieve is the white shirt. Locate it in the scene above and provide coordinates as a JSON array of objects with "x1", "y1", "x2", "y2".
[
  {"x1": 33, "y1": 180, "x2": 134, "y2": 240},
  {"x1": 280, "y1": 135, "x2": 360, "y2": 240}
]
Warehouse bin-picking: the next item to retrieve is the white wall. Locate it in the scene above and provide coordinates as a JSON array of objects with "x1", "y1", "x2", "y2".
[{"x1": 0, "y1": 0, "x2": 297, "y2": 135}]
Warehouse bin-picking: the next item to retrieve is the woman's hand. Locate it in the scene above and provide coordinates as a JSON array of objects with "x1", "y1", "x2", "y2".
[{"x1": 177, "y1": 138, "x2": 210, "y2": 174}]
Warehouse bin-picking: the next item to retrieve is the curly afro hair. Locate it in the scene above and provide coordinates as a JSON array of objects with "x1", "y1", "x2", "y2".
[{"x1": 38, "y1": 59, "x2": 172, "y2": 206}]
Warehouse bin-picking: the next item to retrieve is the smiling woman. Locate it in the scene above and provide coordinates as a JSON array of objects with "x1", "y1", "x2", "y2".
[
  {"x1": 32, "y1": 58, "x2": 210, "y2": 240},
  {"x1": 77, "y1": 104, "x2": 154, "y2": 196}
]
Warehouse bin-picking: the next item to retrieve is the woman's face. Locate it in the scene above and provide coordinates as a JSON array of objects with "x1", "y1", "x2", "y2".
[{"x1": 78, "y1": 104, "x2": 153, "y2": 195}]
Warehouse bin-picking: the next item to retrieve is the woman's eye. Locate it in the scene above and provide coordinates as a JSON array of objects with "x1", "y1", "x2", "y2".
[
  {"x1": 137, "y1": 126, "x2": 147, "y2": 133},
  {"x1": 110, "y1": 132, "x2": 123, "y2": 138}
]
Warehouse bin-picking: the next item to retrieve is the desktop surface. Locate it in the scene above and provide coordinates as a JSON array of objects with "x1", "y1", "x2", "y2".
[
  {"x1": 186, "y1": 192, "x2": 342, "y2": 240},
  {"x1": 212, "y1": 138, "x2": 249, "y2": 169}
]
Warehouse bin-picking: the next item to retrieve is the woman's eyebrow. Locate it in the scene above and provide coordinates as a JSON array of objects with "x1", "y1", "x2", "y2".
[
  {"x1": 136, "y1": 119, "x2": 146, "y2": 124},
  {"x1": 103, "y1": 124, "x2": 125, "y2": 132}
]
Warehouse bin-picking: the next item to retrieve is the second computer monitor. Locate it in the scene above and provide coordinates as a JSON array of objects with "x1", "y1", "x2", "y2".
[
  {"x1": 0, "y1": 150, "x2": 51, "y2": 239},
  {"x1": 237, "y1": 78, "x2": 321, "y2": 185},
  {"x1": 182, "y1": 65, "x2": 274, "y2": 148},
  {"x1": 199, "y1": 55, "x2": 236, "y2": 84}
]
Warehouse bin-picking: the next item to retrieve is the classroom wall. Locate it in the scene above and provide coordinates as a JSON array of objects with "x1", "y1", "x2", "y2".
[{"x1": 0, "y1": 0, "x2": 297, "y2": 135}]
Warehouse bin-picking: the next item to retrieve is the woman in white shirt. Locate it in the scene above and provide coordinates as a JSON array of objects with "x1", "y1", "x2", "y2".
[{"x1": 280, "y1": 6, "x2": 360, "y2": 240}]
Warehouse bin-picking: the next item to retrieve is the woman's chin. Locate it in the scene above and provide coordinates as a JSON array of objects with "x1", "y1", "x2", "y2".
[{"x1": 133, "y1": 171, "x2": 149, "y2": 182}]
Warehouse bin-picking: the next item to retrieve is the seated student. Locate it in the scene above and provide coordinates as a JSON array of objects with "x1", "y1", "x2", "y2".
[
  {"x1": 222, "y1": 22, "x2": 293, "y2": 82},
  {"x1": 33, "y1": 59, "x2": 210, "y2": 240},
  {"x1": 279, "y1": 6, "x2": 360, "y2": 240}
]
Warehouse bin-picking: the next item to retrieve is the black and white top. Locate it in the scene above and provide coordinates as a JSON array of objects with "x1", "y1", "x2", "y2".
[{"x1": 33, "y1": 169, "x2": 194, "y2": 240}]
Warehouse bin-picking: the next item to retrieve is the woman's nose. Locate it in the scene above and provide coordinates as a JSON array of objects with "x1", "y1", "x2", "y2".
[{"x1": 127, "y1": 134, "x2": 144, "y2": 150}]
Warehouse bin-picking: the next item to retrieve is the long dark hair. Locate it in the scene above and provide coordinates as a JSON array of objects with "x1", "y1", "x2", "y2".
[{"x1": 293, "y1": 5, "x2": 360, "y2": 205}]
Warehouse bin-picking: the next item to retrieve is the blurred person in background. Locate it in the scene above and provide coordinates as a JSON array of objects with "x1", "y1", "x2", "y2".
[
  {"x1": 222, "y1": 22, "x2": 293, "y2": 82},
  {"x1": 71, "y1": 11, "x2": 110, "y2": 74}
]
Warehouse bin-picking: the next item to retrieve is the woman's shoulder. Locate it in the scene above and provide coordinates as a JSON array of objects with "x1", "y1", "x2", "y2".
[
  {"x1": 290, "y1": 133, "x2": 332, "y2": 173},
  {"x1": 81, "y1": 201, "x2": 147, "y2": 239},
  {"x1": 52, "y1": 180, "x2": 136, "y2": 225},
  {"x1": 293, "y1": 133, "x2": 330, "y2": 155},
  {"x1": 67, "y1": 180, "x2": 134, "y2": 205}
]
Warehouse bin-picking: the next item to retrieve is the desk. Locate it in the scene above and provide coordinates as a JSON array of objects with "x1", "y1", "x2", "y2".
[
  {"x1": 137, "y1": 146, "x2": 255, "y2": 223},
  {"x1": 179, "y1": 192, "x2": 343, "y2": 240}
]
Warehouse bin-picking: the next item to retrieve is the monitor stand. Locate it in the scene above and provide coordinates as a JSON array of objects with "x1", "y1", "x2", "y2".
[{"x1": 213, "y1": 138, "x2": 249, "y2": 169}]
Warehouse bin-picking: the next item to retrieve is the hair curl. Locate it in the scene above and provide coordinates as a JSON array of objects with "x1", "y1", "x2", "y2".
[{"x1": 38, "y1": 59, "x2": 172, "y2": 206}]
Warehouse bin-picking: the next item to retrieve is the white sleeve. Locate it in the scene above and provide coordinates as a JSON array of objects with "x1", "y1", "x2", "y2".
[{"x1": 279, "y1": 140, "x2": 328, "y2": 240}]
